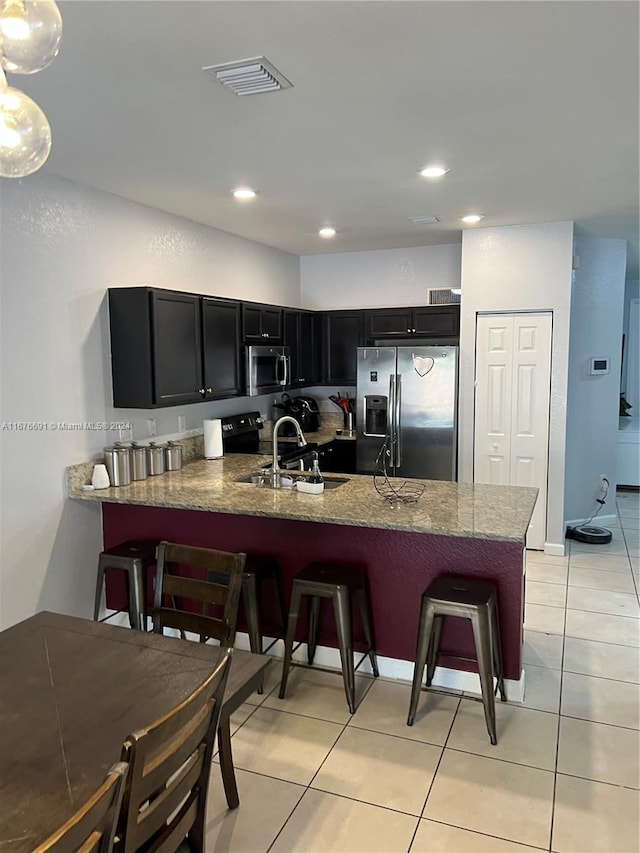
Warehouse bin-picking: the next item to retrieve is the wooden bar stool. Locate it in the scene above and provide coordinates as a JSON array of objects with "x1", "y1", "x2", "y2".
[
  {"x1": 279, "y1": 562, "x2": 379, "y2": 713},
  {"x1": 93, "y1": 540, "x2": 159, "y2": 631},
  {"x1": 407, "y1": 576, "x2": 506, "y2": 744}
]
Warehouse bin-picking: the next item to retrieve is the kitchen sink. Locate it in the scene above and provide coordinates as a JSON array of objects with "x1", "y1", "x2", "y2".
[{"x1": 236, "y1": 472, "x2": 349, "y2": 491}]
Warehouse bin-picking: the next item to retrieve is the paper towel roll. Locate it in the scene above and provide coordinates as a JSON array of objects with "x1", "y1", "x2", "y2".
[{"x1": 204, "y1": 419, "x2": 223, "y2": 459}]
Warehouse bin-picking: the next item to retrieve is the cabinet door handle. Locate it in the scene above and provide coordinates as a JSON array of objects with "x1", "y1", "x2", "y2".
[
  {"x1": 407, "y1": 328, "x2": 411, "y2": 333},
  {"x1": 206, "y1": 387, "x2": 213, "y2": 394},
  {"x1": 198, "y1": 388, "x2": 205, "y2": 395}
]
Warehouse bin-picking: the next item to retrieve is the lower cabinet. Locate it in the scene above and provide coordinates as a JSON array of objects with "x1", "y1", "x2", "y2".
[{"x1": 317, "y1": 439, "x2": 357, "y2": 474}]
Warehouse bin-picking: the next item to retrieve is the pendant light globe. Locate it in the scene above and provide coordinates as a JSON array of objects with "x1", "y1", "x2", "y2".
[
  {"x1": 0, "y1": 75, "x2": 51, "y2": 177},
  {"x1": 0, "y1": 0, "x2": 62, "y2": 74}
]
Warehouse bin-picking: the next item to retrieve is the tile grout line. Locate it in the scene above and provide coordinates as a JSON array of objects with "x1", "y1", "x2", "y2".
[
  {"x1": 265, "y1": 675, "x2": 376, "y2": 853},
  {"x1": 406, "y1": 693, "x2": 462, "y2": 852},
  {"x1": 546, "y1": 537, "x2": 570, "y2": 853}
]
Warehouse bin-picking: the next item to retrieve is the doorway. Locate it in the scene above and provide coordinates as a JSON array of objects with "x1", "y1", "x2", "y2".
[{"x1": 474, "y1": 313, "x2": 553, "y2": 550}]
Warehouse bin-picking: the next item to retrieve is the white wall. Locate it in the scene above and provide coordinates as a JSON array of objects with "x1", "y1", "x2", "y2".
[
  {"x1": 0, "y1": 173, "x2": 299, "y2": 629},
  {"x1": 564, "y1": 238, "x2": 627, "y2": 521},
  {"x1": 458, "y1": 222, "x2": 574, "y2": 554},
  {"x1": 622, "y1": 279, "x2": 639, "y2": 401},
  {"x1": 300, "y1": 244, "x2": 461, "y2": 309}
]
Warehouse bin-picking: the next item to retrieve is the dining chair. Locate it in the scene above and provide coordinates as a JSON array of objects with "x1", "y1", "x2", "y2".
[
  {"x1": 152, "y1": 541, "x2": 246, "y2": 646},
  {"x1": 34, "y1": 761, "x2": 128, "y2": 853},
  {"x1": 116, "y1": 646, "x2": 232, "y2": 853}
]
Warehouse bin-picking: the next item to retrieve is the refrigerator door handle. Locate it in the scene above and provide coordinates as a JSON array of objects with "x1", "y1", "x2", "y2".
[
  {"x1": 388, "y1": 373, "x2": 396, "y2": 468},
  {"x1": 395, "y1": 372, "x2": 402, "y2": 469}
]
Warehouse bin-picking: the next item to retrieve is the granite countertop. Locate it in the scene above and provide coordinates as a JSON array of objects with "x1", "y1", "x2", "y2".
[{"x1": 67, "y1": 454, "x2": 537, "y2": 543}]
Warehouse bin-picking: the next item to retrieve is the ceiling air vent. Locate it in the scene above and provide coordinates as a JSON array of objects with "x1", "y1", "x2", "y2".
[
  {"x1": 428, "y1": 288, "x2": 461, "y2": 305},
  {"x1": 409, "y1": 216, "x2": 441, "y2": 225},
  {"x1": 203, "y1": 56, "x2": 292, "y2": 96}
]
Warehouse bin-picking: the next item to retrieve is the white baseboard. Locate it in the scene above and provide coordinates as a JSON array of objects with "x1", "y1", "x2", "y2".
[
  {"x1": 102, "y1": 610, "x2": 525, "y2": 703},
  {"x1": 543, "y1": 542, "x2": 566, "y2": 557}
]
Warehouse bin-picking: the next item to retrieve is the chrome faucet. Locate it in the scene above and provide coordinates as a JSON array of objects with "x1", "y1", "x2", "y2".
[{"x1": 271, "y1": 416, "x2": 307, "y2": 486}]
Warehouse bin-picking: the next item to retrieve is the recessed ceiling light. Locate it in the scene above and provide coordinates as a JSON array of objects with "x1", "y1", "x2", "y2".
[
  {"x1": 232, "y1": 187, "x2": 257, "y2": 200},
  {"x1": 319, "y1": 227, "x2": 336, "y2": 238},
  {"x1": 420, "y1": 165, "x2": 450, "y2": 178},
  {"x1": 461, "y1": 214, "x2": 484, "y2": 223}
]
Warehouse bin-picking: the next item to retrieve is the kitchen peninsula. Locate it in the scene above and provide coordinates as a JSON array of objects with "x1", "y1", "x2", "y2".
[{"x1": 68, "y1": 455, "x2": 537, "y2": 695}]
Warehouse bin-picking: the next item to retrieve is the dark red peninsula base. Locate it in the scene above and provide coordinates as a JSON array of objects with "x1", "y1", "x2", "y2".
[{"x1": 103, "y1": 502, "x2": 525, "y2": 682}]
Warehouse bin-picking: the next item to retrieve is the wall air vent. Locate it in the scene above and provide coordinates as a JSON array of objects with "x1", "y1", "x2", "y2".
[
  {"x1": 409, "y1": 216, "x2": 441, "y2": 225},
  {"x1": 203, "y1": 56, "x2": 292, "y2": 96},
  {"x1": 428, "y1": 288, "x2": 461, "y2": 305}
]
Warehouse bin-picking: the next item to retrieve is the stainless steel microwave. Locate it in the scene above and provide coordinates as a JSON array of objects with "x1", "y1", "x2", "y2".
[{"x1": 245, "y1": 345, "x2": 291, "y2": 396}]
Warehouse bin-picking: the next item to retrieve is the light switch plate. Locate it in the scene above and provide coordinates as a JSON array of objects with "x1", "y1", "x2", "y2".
[{"x1": 178, "y1": 415, "x2": 186, "y2": 433}]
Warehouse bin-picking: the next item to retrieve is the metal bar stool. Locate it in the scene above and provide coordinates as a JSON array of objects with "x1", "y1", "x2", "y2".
[
  {"x1": 407, "y1": 576, "x2": 506, "y2": 744},
  {"x1": 242, "y1": 555, "x2": 287, "y2": 654},
  {"x1": 93, "y1": 540, "x2": 159, "y2": 630},
  {"x1": 279, "y1": 562, "x2": 379, "y2": 713},
  {"x1": 206, "y1": 554, "x2": 287, "y2": 654}
]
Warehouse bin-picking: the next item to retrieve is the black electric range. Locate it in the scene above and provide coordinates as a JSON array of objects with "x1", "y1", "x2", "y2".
[{"x1": 221, "y1": 412, "x2": 318, "y2": 462}]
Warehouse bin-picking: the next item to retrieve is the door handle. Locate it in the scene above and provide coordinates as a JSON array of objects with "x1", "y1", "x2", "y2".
[
  {"x1": 388, "y1": 374, "x2": 396, "y2": 468},
  {"x1": 395, "y1": 373, "x2": 402, "y2": 469}
]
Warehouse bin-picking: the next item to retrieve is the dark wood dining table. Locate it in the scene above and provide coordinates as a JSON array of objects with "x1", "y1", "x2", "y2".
[{"x1": 0, "y1": 611, "x2": 271, "y2": 852}]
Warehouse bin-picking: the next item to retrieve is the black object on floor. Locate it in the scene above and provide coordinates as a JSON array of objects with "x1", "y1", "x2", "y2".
[{"x1": 566, "y1": 525, "x2": 613, "y2": 544}]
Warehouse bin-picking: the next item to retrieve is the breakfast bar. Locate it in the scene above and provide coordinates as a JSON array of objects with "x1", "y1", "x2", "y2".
[{"x1": 68, "y1": 455, "x2": 537, "y2": 694}]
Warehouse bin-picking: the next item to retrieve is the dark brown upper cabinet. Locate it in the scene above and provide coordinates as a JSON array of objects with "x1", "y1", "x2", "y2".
[
  {"x1": 365, "y1": 305, "x2": 460, "y2": 340},
  {"x1": 202, "y1": 298, "x2": 242, "y2": 400},
  {"x1": 319, "y1": 310, "x2": 364, "y2": 386},
  {"x1": 284, "y1": 309, "x2": 319, "y2": 388},
  {"x1": 241, "y1": 303, "x2": 283, "y2": 343},
  {"x1": 109, "y1": 288, "x2": 241, "y2": 408}
]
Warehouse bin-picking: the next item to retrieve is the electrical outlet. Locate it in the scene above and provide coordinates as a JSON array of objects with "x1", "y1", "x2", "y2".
[
  {"x1": 178, "y1": 415, "x2": 186, "y2": 433},
  {"x1": 147, "y1": 418, "x2": 157, "y2": 437},
  {"x1": 119, "y1": 426, "x2": 133, "y2": 443}
]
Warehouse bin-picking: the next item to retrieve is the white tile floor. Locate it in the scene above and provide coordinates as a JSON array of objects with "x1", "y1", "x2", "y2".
[{"x1": 206, "y1": 492, "x2": 640, "y2": 852}]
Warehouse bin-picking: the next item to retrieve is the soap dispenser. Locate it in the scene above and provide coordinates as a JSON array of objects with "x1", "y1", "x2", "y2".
[
  {"x1": 297, "y1": 451, "x2": 325, "y2": 494},
  {"x1": 309, "y1": 452, "x2": 324, "y2": 488}
]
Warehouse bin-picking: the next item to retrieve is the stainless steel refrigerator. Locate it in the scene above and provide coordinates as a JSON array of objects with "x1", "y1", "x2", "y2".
[{"x1": 356, "y1": 345, "x2": 458, "y2": 480}]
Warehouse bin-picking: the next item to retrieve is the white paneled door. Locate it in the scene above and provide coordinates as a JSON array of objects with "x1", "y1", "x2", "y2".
[{"x1": 474, "y1": 313, "x2": 552, "y2": 550}]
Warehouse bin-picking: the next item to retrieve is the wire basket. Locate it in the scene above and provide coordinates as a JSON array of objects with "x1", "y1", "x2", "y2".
[{"x1": 373, "y1": 437, "x2": 425, "y2": 505}]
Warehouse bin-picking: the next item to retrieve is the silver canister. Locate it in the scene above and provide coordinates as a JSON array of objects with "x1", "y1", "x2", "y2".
[
  {"x1": 129, "y1": 442, "x2": 148, "y2": 481},
  {"x1": 164, "y1": 441, "x2": 183, "y2": 471},
  {"x1": 147, "y1": 442, "x2": 166, "y2": 475},
  {"x1": 103, "y1": 445, "x2": 131, "y2": 486}
]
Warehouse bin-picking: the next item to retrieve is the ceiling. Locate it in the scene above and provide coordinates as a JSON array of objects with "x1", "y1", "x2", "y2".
[{"x1": 15, "y1": 1, "x2": 640, "y2": 274}]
